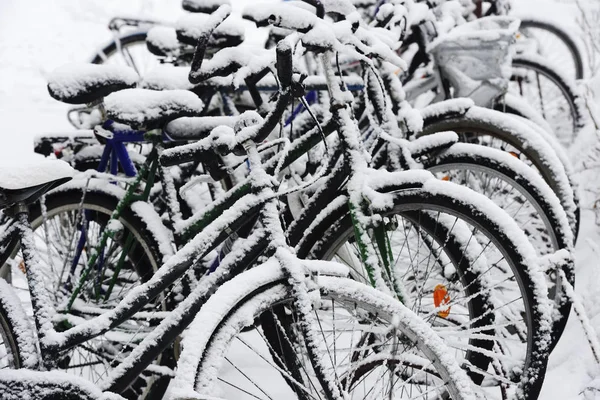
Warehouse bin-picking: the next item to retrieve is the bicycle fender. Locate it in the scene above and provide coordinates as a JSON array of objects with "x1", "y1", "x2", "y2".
[{"x1": 420, "y1": 98, "x2": 475, "y2": 125}]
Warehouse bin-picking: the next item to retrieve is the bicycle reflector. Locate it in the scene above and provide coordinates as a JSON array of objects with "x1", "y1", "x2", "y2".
[{"x1": 433, "y1": 284, "x2": 451, "y2": 318}]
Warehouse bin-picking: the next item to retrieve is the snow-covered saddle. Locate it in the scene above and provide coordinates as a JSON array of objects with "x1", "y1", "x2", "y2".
[
  {"x1": 47, "y1": 64, "x2": 138, "y2": 105},
  {"x1": 146, "y1": 26, "x2": 181, "y2": 58},
  {"x1": 175, "y1": 12, "x2": 244, "y2": 48},
  {"x1": 104, "y1": 88, "x2": 205, "y2": 129},
  {"x1": 164, "y1": 115, "x2": 237, "y2": 140},
  {"x1": 0, "y1": 157, "x2": 74, "y2": 208},
  {"x1": 182, "y1": 0, "x2": 231, "y2": 14}
]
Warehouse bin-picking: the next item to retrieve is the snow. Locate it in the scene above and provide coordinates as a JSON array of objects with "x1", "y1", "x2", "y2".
[
  {"x1": 0, "y1": 278, "x2": 39, "y2": 369},
  {"x1": 243, "y1": 3, "x2": 319, "y2": 32},
  {"x1": 430, "y1": 16, "x2": 521, "y2": 50},
  {"x1": 420, "y1": 98, "x2": 475, "y2": 120},
  {"x1": 191, "y1": 45, "x2": 274, "y2": 86},
  {"x1": 320, "y1": 0, "x2": 357, "y2": 16},
  {"x1": 130, "y1": 201, "x2": 176, "y2": 263},
  {"x1": 141, "y1": 65, "x2": 194, "y2": 90},
  {"x1": 146, "y1": 26, "x2": 181, "y2": 57},
  {"x1": 0, "y1": 154, "x2": 74, "y2": 191},
  {"x1": 104, "y1": 88, "x2": 205, "y2": 126},
  {"x1": 0, "y1": 368, "x2": 123, "y2": 399}
]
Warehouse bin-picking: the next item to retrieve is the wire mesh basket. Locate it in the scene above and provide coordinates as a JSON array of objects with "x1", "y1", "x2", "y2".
[{"x1": 429, "y1": 16, "x2": 521, "y2": 106}]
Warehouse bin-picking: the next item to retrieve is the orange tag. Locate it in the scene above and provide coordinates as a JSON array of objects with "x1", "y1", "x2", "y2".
[
  {"x1": 18, "y1": 260, "x2": 26, "y2": 274},
  {"x1": 433, "y1": 284, "x2": 451, "y2": 318},
  {"x1": 441, "y1": 175, "x2": 450, "y2": 181},
  {"x1": 508, "y1": 151, "x2": 519, "y2": 158}
]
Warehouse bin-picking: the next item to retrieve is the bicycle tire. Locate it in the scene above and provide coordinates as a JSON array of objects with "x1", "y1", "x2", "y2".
[
  {"x1": 419, "y1": 105, "x2": 580, "y2": 240},
  {"x1": 0, "y1": 278, "x2": 37, "y2": 370},
  {"x1": 519, "y1": 18, "x2": 585, "y2": 80},
  {"x1": 295, "y1": 184, "x2": 551, "y2": 398},
  {"x1": 509, "y1": 53, "x2": 585, "y2": 147},
  {"x1": 174, "y1": 265, "x2": 477, "y2": 399},
  {"x1": 0, "y1": 184, "x2": 173, "y2": 400},
  {"x1": 90, "y1": 31, "x2": 158, "y2": 78}
]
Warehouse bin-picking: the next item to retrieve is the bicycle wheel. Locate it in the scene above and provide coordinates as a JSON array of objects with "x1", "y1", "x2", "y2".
[
  {"x1": 90, "y1": 31, "x2": 159, "y2": 78},
  {"x1": 419, "y1": 105, "x2": 580, "y2": 240},
  {"x1": 420, "y1": 144, "x2": 573, "y2": 350},
  {"x1": 175, "y1": 267, "x2": 477, "y2": 399},
  {"x1": 518, "y1": 18, "x2": 585, "y2": 80},
  {"x1": 296, "y1": 184, "x2": 551, "y2": 398},
  {"x1": 0, "y1": 184, "x2": 174, "y2": 399},
  {"x1": 509, "y1": 54, "x2": 585, "y2": 147}
]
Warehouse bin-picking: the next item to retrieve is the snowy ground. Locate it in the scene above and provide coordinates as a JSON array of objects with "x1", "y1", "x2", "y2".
[{"x1": 1, "y1": 0, "x2": 600, "y2": 398}]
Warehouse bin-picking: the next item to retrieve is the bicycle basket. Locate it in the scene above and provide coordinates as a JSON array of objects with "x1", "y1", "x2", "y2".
[{"x1": 429, "y1": 16, "x2": 520, "y2": 106}]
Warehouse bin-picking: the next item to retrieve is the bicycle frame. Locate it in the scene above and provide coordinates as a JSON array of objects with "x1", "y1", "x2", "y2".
[{"x1": 94, "y1": 122, "x2": 148, "y2": 177}]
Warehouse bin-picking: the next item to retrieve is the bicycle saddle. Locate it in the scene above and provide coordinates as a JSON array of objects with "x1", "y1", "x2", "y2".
[
  {"x1": 175, "y1": 12, "x2": 244, "y2": 48},
  {"x1": 146, "y1": 26, "x2": 181, "y2": 58},
  {"x1": 0, "y1": 157, "x2": 74, "y2": 208},
  {"x1": 47, "y1": 64, "x2": 138, "y2": 105},
  {"x1": 182, "y1": 0, "x2": 231, "y2": 14},
  {"x1": 165, "y1": 115, "x2": 237, "y2": 140},
  {"x1": 104, "y1": 88, "x2": 205, "y2": 129},
  {"x1": 141, "y1": 66, "x2": 193, "y2": 91}
]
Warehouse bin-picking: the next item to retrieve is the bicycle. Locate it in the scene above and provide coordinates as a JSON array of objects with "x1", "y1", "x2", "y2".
[{"x1": 39, "y1": 16, "x2": 575, "y2": 359}]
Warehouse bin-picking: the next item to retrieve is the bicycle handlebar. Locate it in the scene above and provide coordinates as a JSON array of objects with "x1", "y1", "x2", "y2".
[
  {"x1": 276, "y1": 41, "x2": 293, "y2": 89},
  {"x1": 188, "y1": 4, "x2": 232, "y2": 84}
]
